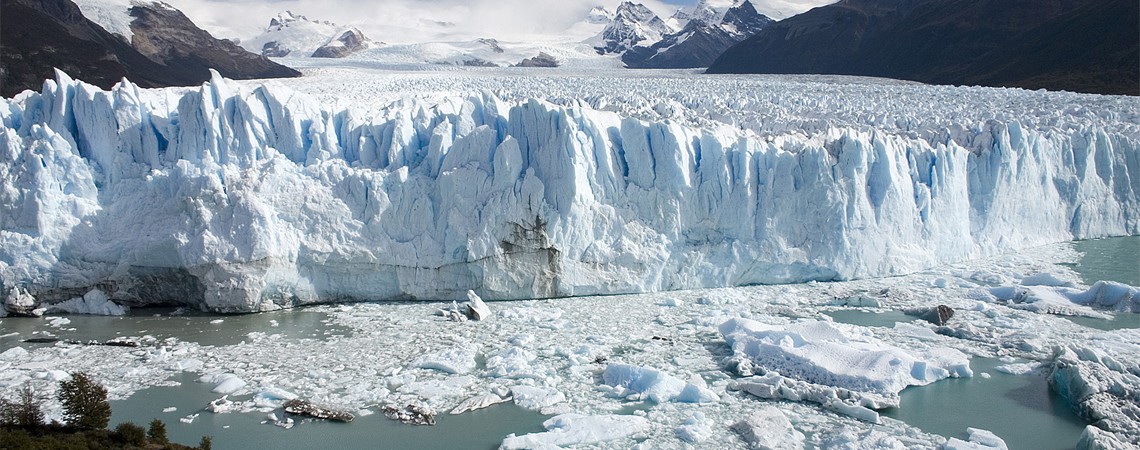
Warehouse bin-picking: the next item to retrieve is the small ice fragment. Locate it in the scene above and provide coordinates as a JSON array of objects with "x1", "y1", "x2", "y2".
[
  {"x1": 210, "y1": 319, "x2": 224, "y2": 324},
  {"x1": 163, "y1": 407, "x2": 177, "y2": 413},
  {"x1": 180, "y1": 413, "x2": 198, "y2": 424},
  {"x1": 731, "y1": 407, "x2": 805, "y2": 450},
  {"x1": 465, "y1": 290, "x2": 491, "y2": 320}
]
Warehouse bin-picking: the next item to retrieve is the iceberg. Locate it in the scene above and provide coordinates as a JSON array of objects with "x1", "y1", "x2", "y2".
[{"x1": 1, "y1": 70, "x2": 1137, "y2": 312}]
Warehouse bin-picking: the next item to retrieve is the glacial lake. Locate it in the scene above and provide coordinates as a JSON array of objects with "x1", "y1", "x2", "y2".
[
  {"x1": 882, "y1": 357, "x2": 1088, "y2": 450},
  {"x1": 1071, "y1": 235, "x2": 1139, "y2": 287},
  {"x1": 109, "y1": 373, "x2": 549, "y2": 450}
]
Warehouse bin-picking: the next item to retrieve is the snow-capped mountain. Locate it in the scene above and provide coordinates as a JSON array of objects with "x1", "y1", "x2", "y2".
[
  {"x1": 243, "y1": 11, "x2": 376, "y2": 58},
  {"x1": 590, "y1": 2, "x2": 674, "y2": 54},
  {"x1": 623, "y1": 0, "x2": 772, "y2": 68},
  {"x1": 0, "y1": 0, "x2": 298, "y2": 97},
  {"x1": 585, "y1": 6, "x2": 614, "y2": 24}
]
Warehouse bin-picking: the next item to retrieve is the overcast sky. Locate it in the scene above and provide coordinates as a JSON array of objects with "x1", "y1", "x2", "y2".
[{"x1": 163, "y1": 0, "x2": 836, "y2": 44}]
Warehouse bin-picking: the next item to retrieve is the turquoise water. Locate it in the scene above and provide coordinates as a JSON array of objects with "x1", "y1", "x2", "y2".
[
  {"x1": 824, "y1": 310, "x2": 916, "y2": 328},
  {"x1": 882, "y1": 358, "x2": 1088, "y2": 450},
  {"x1": 0, "y1": 308, "x2": 351, "y2": 352},
  {"x1": 1071, "y1": 236, "x2": 1140, "y2": 287},
  {"x1": 1064, "y1": 235, "x2": 1139, "y2": 330},
  {"x1": 110, "y1": 373, "x2": 549, "y2": 450}
]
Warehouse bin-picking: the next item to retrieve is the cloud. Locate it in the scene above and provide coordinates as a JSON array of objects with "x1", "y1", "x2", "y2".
[{"x1": 164, "y1": 0, "x2": 836, "y2": 43}]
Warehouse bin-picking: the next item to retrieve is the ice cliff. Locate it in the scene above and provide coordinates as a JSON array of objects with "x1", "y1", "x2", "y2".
[{"x1": 1, "y1": 70, "x2": 1137, "y2": 312}]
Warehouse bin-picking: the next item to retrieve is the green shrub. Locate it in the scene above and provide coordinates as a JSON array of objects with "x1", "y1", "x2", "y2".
[
  {"x1": 57, "y1": 372, "x2": 111, "y2": 430},
  {"x1": 148, "y1": 418, "x2": 169, "y2": 445},
  {"x1": 113, "y1": 422, "x2": 146, "y2": 446}
]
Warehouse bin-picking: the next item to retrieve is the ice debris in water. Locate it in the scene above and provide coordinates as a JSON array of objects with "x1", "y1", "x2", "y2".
[
  {"x1": 731, "y1": 407, "x2": 805, "y2": 450},
  {"x1": 500, "y1": 413, "x2": 651, "y2": 449},
  {"x1": 945, "y1": 427, "x2": 1009, "y2": 450}
]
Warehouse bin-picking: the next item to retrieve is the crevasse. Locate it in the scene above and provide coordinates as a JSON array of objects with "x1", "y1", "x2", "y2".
[{"x1": 0, "y1": 70, "x2": 1136, "y2": 312}]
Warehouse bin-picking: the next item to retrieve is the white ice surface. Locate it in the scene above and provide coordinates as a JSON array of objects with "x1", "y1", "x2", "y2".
[
  {"x1": 500, "y1": 413, "x2": 651, "y2": 449},
  {"x1": 2, "y1": 67, "x2": 1136, "y2": 313}
]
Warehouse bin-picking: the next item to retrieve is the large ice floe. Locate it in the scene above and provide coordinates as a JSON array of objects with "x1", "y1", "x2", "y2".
[{"x1": 1, "y1": 67, "x2": 1138, "y2": 313}]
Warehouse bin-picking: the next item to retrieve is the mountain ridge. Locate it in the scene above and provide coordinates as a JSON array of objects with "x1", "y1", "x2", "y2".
[{"x1": 706, "y1": 0, "x2": 1139, "y2": 95}]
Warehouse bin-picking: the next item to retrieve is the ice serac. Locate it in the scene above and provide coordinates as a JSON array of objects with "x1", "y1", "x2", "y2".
[{"x1": 1, "y1": 72, "x2": 1138, "y2": 313}]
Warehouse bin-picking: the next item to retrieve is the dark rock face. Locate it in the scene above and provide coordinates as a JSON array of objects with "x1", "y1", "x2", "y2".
[
  {"x1": 514, "y1": 52, "x2": 559, "y2": 68},
  {"x1": 623, "y1": 0, "x2": 772, "y2": 69},
  {"x1": 920, "y1": 305, "x2": 955, "y2": 326},
  {"x1": 261, "y1": 41, "x2": 291, "y2": 57},
  {"x1": 0, "y1": 0, "x2": 299, "y2": 98},
  {"x1": 311, "y1": 28, "x2": 368, "y2": 58},
  {"x1": 127, "y1": 3, "x2": 301, "y2": 80},
  {"x1": 707, "y1": 0, "x2": 1139, "y2": 96}
]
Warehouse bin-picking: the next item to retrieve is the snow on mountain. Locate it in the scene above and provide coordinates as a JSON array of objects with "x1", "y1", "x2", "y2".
[
  {"x1": 624, "y1": 0, "x2": 773, "y2": 68},
  {"x1": 71, "y1": 0, "x2": 138, "y2": 41},
  {"x1": 1, "y1": 68, "x2": 1137, "y2": 313},
  {"x1": 668, "y1": 0, "x2": 739, "y2": 29},
  {"x1": 590, "y1": 2, "x2": 675, "y2": 54},
  {"x1": 242, "y1": 11, "x2": 375, "y2": 58},
  {"x1": 291, "y1": 39, "x2": 620, "y2": 69},
  {"x1": 586, "y1": 6, "x2": 614, "y2": 24}
]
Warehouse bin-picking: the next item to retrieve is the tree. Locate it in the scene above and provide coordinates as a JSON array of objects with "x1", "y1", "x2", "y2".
[
  {"x1": 0, "y1": 384, "x2": 44, "y2": 427},
  {"x1": 198, "y1": 435, "x2": 213, "y2": 450},
  {"x1": 57, "y1": 372, "x2": 111, "y2": 430},
  {"x1": 113, "y1": 421, "x2": 147, "y2": 446},
  {"x1": 148, "y1": 418, "x2": 169, "y2": 445}
]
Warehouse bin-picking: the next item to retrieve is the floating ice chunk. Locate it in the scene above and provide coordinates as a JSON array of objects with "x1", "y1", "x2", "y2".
[
  {"x1": 675, "y1": 412, "x2": 713, "y2": 443},
  {"x1": 175, "y1": 359, "x2": 204, "y2": 371},
  {"x1": 46, "y1": 317, "x2": 71, "y2": 327},
  {"x1": 464, "y1": 290, "x2": 491, "y2": 320},
  {"x1": 994, "y1": 362, "x2": 1042, "y2": 376},
  {"x1": 510, "y1": 385, "x2": 565, "y2": 411},
  {"x1": 676, "y1": 378, "x2": 720, "y2": 403},
  {"x1": 945, "y1": 427, "x2": 1008, "y2": 450},
  {"x1": 500, "y1": 414, "x2": 651, "y2": 449},
  {"x1": 602, "y1": 363, "x2": 685, "y2": 403},
  {"x1": 39, "y1": 370, "x2": 70, "y2": 382},
  {"x1": 450, "y1": 393, "x2": 509, "y2": 415},
  {"x1": 253, "y1": 387, "x2": 298, "y2": 408},
  {"x1": 206, "y1": 395, "x2": 237, "y2": 413},
  {"x1": 209, "y1": 319, "x2": 225, "y2": 324},
  {"x1": 0, "y1": 347, "x2": 29, "y2": 360},
  {"x1": 485, "y1": 346, "x2": 539, "y2": 379},
  {"x1": 989, "y1": 281, "x2": 1138, "y2": 316},
  {"x1": 720, "y1": 318, "x2": 971, "y2": 398},
  {"x1": 180, "y1": 413, "x2": 198, "y2": 424},
  {"x1": 46, "y1": 289, "x2": 127, "y2": 315},
  {"x1": 201, "y1": 373, "x2": 247, "y2": 394},
  {"x1": 162, "y1": 407, "x2": 177, "y2": 413},
  {"x1": 1021, "y1": 273, "x2": 1076, "y2": 287},
  {"x1": 731, "y1": 407, "x2": 805, "y2": 450},
  {"x1": 411, "y1": 346, "x2": 477, "y2": 374},
  {"x1": 659, "y1": 297, "x2": 682, "y2": 307}
]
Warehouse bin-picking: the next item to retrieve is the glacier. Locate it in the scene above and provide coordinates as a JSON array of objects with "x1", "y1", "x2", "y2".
[{"x1": 1, "y1": 69, "x2": 1137, "y2": 313}]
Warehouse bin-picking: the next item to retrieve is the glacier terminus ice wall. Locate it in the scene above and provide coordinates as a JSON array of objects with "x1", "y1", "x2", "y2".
[{"x1": 1, "y1": 70, "x2": 1137, "y2": 312}]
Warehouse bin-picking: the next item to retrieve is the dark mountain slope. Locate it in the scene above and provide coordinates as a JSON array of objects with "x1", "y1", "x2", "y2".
[
  {"x1": 707, "y1": 0, "x2": 1138, "y2": 95},
  {"x1": 623, "y1": 0, "x2": 773, "y2": 69},
  {"x1": 0, "y1": 0, "x2": 299, "y2": 98}
]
